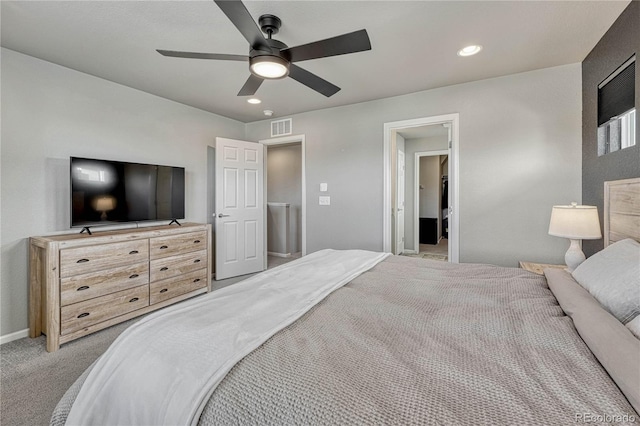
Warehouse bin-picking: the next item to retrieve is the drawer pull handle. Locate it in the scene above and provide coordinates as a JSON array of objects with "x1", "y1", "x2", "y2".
[
  {"x1": 193, "y1": 278, "x2": 201, "y2": 283},
  {"x1": 159, "y1": 289, "x2": 168, "y2": 293},
  {"x1": 77, "y1": 313, "x2": 90, "y2": 318},
  {"x1": 129, "y1": 274, "x2": 139, "y2": 279},
  {"x1": 160, "y1": 267, "x2": 169, "y2": 271},
  {"x1": 76, "y1": 259, "x2": 89, "y2": 264},
  {"x1": 194, "y1": 240, "x2": 201, "y2": 244},
  {"x1": 129, "y1": 250, "x2": 139, "y2": 255},
  {"x1": 77, "y1": 286, "x2": 90, "y2": 291},
  {"x1": 129, "y1": 297, "x2": 139, "y2": 303},
  {"x1": 193, "y1": 259, "x2": 201, "y2": 264},
  {"x1": 160, "y1": 245, "x2": 168, "y2": 249}
]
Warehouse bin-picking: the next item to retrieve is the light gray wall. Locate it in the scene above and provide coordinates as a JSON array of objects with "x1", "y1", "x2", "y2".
[
  {"x1": 246, "y1": 63, "x2": 583, "y2": 267},
  {"x1": 266, "y1": 144, "x2": 302, "y2": 254},
  {"x1": 0, "y1": 49, "x2": 245, "y2": 336},
  {"x1": 419, "y1": 156, "x2": 440, "y2": 218},
  {"x1": 403, "y1": 136, "x2": 448, "y2": 250}
]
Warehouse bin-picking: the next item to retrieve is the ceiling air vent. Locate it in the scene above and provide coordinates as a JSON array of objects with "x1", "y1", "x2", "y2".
[{"x1": 271, "y1": 118, "x2": 292, "y2": 137}]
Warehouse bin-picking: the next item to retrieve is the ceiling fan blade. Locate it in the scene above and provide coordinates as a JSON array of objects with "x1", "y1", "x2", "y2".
[
  {"x1": 289, "y1": 64, "x2": 340, "y2": 97},
  {"x1": 237, "y1": 74, "x2": 264, "y2": 96},
  {"x1": 281, "y1": 29, "x2": 371, "y2": 63},
  {"x1": 157, "y1": 50, "x2": 248, "y2": 61},
  {"x1": 214, "y1": 0, "x2": 271, "y2": 53}
]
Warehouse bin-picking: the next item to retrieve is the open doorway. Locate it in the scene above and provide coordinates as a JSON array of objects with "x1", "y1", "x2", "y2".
[
  {"x1": 414, "y1": 150, "x2": 449, "y2": 260},
  {"x1": 260, "y1": 135, "x2": 307, "y2": 270},
  {"x1": 383, "y1": 114, "x2": 459, "y2": 262}
]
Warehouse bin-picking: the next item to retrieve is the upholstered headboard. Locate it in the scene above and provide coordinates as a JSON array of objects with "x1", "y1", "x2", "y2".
[{"x1": 604, "y1": 177, "x2": 640, "y2": 246}]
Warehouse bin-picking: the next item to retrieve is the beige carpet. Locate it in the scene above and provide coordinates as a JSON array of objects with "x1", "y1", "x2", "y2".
[
  {"x1": 1, "y1": 318, "x2": 135, "y2": 426},
  {"x1": 412, "y1": 252, "x2": 448, "y2": 261},
  {"x1": 404, "y1": 239, "x2": 449, "y2": 262},
  {"x1": 0, "y1": 255, "x2": 298, "y2": 426}
]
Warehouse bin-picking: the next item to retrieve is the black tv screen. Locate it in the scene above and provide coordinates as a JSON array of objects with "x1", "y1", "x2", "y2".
[{"x1": 71, "y1": 157, "x2": 185, "y2": 227}]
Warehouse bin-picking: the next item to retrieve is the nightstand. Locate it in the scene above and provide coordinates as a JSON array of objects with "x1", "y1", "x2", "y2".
[{"x1": 519, "y1": 261, "x2": 566, "y2": 275}]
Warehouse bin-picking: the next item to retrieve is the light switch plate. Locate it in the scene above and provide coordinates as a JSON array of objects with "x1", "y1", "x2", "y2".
[
  {"x1": 320, "y1": 183, "x2": 328, "y2": 192},
  {"x1": 319, "y1": 196, "x2": 331, "y2": 206}
]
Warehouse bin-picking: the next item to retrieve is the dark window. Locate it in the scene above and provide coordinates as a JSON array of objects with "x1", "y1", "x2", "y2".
[{"x1": 597, "y1": 56, "x2": 636, "y2": 155}]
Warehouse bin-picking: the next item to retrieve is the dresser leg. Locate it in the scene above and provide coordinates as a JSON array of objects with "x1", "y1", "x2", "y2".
[
  {"x1": 46, "y1": 334, "x2": 60, "y2": 352},
  {"x1": 29, "y1": 243, "x2": 42, "y2": 338}
]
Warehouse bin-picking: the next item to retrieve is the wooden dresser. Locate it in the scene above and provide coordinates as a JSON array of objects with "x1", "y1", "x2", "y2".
[{"x1": 29, "y1": 223, "x2": 212, "y2": 351}]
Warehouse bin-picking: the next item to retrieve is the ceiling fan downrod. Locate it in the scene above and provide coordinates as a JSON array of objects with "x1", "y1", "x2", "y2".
[{"x1": 259, "y1": 14, "x2": 281, "y2": 39}]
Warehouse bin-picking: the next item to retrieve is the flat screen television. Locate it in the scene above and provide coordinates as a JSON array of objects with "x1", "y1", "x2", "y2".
[{"x1": 70, "y1": 157, "x2": 185, "y2": 228}]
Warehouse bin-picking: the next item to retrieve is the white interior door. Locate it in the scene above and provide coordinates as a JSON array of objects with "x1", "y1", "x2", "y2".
[
  {"x1": 215, "y1": 137, "x2": 264, "y2": 280},
  {"x1": 396, "y1": 150, "x2": 405, "y2": 254}
]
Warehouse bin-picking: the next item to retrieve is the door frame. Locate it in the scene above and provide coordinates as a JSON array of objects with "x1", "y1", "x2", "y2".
[
  {"x1": 259, "y1": 134, "x2": 307, "y2": 270},
  {"x1": 413, "y1": 149, "x2": 449, "y2": 254},
  {"x1": 395, "y1": 149, "x2": 405, "y2": 255},
  {"x1": 383, "y1": 113, "x2": 459, "y2": 262}
]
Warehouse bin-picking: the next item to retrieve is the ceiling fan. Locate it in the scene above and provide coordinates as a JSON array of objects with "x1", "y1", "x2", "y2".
[{"x1": 157, "y1": 0, "x2": 372, "y2": 98}]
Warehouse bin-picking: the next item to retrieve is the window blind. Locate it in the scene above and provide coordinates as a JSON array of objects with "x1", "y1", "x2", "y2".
[{"x1": 598, "y1": 57, "x2": 635, "y2": 126}]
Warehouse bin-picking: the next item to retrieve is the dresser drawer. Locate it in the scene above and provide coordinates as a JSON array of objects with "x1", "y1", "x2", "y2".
[
  {"x1": 150, "y1": 250, "x2": 207, "y2": 282},
  {"x1": 149, "y1": 231, "x2": 207, "y2": 259},
  {"x1": 60, "y1": 262, "x2": 149, "y2": 306},
  {"x1": 150, "y1": 269, "x2": 207, "y2": 305},
  {"x1": 60, "y1": 240, "x2": 148, "y2": 278},
  {"x1": 61, "y1": 285, "x2": 149, "y2": 336}
]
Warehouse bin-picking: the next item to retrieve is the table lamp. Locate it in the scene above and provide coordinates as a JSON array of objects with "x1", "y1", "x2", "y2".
[
  {"x1": 548, "y1": 202, "x2": 602, "y2": 272},
  {"x1": 94, "y1": 196, "x2": 116, "y2": 221}
]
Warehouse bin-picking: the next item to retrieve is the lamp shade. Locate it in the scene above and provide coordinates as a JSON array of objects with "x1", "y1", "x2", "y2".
[
  {"x1": 548, "y1": 203, "x2": 602, "y2": 240},
  {"x1": 94, "y1": 196, "x2": 116, "y2": 212}
]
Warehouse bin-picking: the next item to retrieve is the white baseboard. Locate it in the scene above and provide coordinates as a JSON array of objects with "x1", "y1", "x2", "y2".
[
  {"x1": 0, "y1": 328, "x2": 29, "y2": 345},
  {"x1": 267, "y1": 251, "x2": 292, "y2": 258},
  {"x1": 403, "y1": 249, "x2": 417, "y2": 254}
]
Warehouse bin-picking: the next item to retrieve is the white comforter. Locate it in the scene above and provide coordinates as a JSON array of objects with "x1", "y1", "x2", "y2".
[{"x1": 65, "y1": 249, "x2": 390, "y2": 426}]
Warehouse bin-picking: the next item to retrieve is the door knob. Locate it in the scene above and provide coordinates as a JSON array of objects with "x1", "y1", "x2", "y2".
[{"x1": 218, "y1": 213, "x2": 230, "y2": 218}]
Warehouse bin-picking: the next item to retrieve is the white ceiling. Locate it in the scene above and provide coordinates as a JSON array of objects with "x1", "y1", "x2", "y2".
[{"x1": 1, "y1": 1, "x2": 629, "y2": 123}]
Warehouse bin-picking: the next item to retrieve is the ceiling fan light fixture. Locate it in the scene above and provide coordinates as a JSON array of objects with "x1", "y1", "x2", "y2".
[
  {"x1": 250, "y1": 55, "x2": 289, "y2": 79},
  {"x1": 457, "y1": 45, "x2": 482, "y2": 57}
]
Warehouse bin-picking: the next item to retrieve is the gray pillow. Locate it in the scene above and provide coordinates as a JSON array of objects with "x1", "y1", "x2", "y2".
[
  {"x1": 627, "y1": 316, "x2": 640, "y2": 339},
  {"x1": 545, "y1": 268, "x2": 640, "y2": 415},
  {"x1": 571, "y1": 238, "x2": 640, "y2": 324}
]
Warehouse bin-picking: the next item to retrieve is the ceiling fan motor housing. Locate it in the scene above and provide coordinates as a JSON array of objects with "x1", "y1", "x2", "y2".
[{"x1": 249, "y1": 38, "x2": 291, "y2": 79}]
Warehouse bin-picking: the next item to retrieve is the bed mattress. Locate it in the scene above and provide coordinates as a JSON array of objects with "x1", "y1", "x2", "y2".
[{"x1": 53, "y1": 255, "x2": 637, "y2": 425}]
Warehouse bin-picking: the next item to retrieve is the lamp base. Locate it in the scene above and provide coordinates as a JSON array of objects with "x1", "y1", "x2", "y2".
[{"x1": 564, "y1": 239, "x2": 586, "y2": 273}]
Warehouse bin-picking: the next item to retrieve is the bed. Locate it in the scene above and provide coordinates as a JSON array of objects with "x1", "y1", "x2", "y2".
[{"x1": 53, "y1": 178, "x2": 640, "y2": 425}]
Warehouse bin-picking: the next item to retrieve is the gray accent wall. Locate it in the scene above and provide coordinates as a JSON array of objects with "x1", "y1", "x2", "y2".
[
  {"x1": 1, "y1": 48, "x2": 245, "y2": 337},
  {"x1": 582, "y1": 1, "x2": 640, "y2": 257},
  {"x1": 246, "y1": 63, "x2": 583, "y2": 267}
]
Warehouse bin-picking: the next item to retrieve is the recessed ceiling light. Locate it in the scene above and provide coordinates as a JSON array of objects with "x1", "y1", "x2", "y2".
[
  {"x1": 457, "y1": 45, "x2": 483, "y2": 57},
  {"x1": 247, "y1": 98, "x2": 262, "y2": 104}
]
